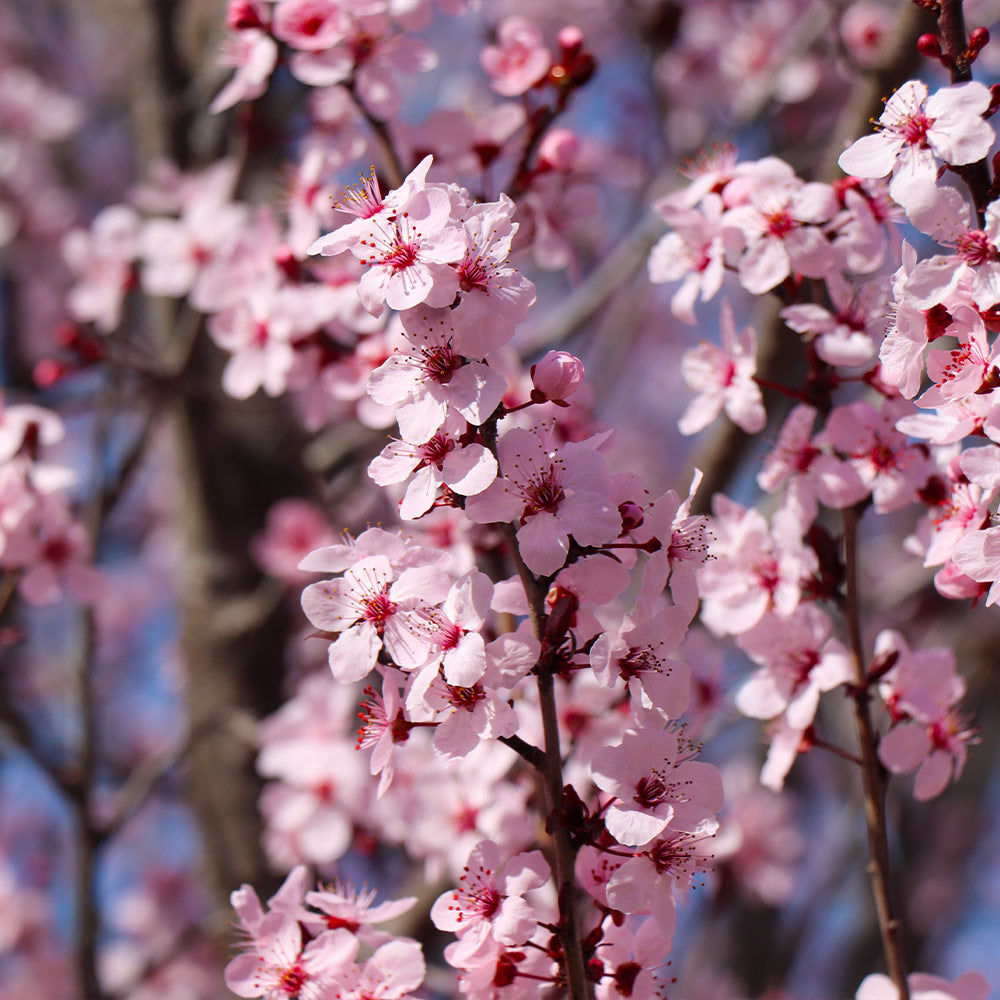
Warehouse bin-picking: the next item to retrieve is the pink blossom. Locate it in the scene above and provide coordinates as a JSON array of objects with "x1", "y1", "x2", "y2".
[
  {"x1": 678, "y1": 302, "x2": 766, "y2": 435},
  {"x1": 531, "y1": 351, "x2": 585, "y2": 403},
  {"x1": 589, "y1": 601, "x2": 692, "y2": 721},
  {"x1": 951, "y1": 524, "x2": 1000, "y2": 606},
  {"x1": 856, "y1": 971, "x2": 988, "y2": 1000},
  {"x1": 291, "y1": 13, "x2": 437, "y2": 119},
  {"x1": 368, "y1": 415, "x2": 498, "y2": 520},
  {"x1": 757, "y1": 403, "x2": 868, "y2": 524},
  {"x1": 367, "y1": 309, "x2": 508, "y2": 442},
  {"x1": 209, "y1": 28, "x2": 278, "y2": 114},
  {"x1": 876, "y1": 631, "x2": 974, "y2": 800},
  {"x1": 431, "y1": 840, "x2": 549, "y2": 964},
  {"x1": 648, "y1": 193, "x2": 729, "y2": 323},
  {"x1": 838, "y1": 80, "x2": 994, "y2": 209},
  {"x1": 780, "y1": 271, "x2": 884, "y2": 367},
  {"x1": 464, "y1": 425, "x2": 621, "y2": 576},
  {"x1": 735, "y1": 607, "x2": 853, "y2": 729},
  {"x1": 225, "y1": 914, "x2": 355, "y2": 999},
  {"x1": 334, "y1": 939, "x2": 426, "y2": 1000},
  {"x1": 480, "y1": 17, "x2": 551, "y2": 97},
  {"x1": 698, "y1": 498, "x2": 817, "y2": 635},
  {"x1": 62, "y1": 205, "x2": 141, "y2": 333},
  {"x1": 725, "y1": 180, "x2": 837, "y2": 294},
  {"x1": 301, "y1": 554, "x2": 449, "y2": 681},
  {"x1": 602, "y1": 826, "x2": 717, "y2": 939},
  {"x1": 304, "y1": 882, "x2": 418, "y2": 947},
  {"x1": 818, "y1": 398, "x2": 932, "y2": 512},
  {"x1": 272, "y1": 0, "x2": 348, "y2": 52},
  {"x1": 591, "y1": 728, "x2": 724, "y2": 846}
]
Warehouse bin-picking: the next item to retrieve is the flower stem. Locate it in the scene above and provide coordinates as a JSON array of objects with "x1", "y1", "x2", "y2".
[{"x1": 842, "y1": 504, "x2": 910, "y2": 1000}]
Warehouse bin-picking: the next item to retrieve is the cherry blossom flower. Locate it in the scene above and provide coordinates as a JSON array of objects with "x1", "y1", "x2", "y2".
[
  {"x1": 480, "y1": 17, "x2": 551, "y2": 97},
  {"x1": 464, "y1": 425, "x2": 621, "y2": 576},
  {"x1": 856, "y1": 970, "x2": 988, "y2": 1000},
  {"x1": 838, "y1": 80, "x2": 994, "y2": 209},
  {"x1": 225, "y1": 914, "x2": 355, "y2": 999},
  {"x1": 818, "y1": 398, "x2": 932, "y2": 512},
  {"x1": 678, "y1": 302, "x2": 766, "y2": 436},
  {"x1": 431, "y1": 840, "x2": 549, "y2": 965},
  {"x1": 209, "y1": 27, "x2": 278, "y2": 114},
  {"x1": 333, "y1": 939, "x2": 426, "y2": 1000},
  {"x1": 734, "y1": 606, "x2": 853, "y2": 729},
  {"x1": 301, "y1": 554, "x2": 450, "y2": 681},
  {"x1": 367, "y1": 309, "x2": 508, "y2": 443},
  {"x1": 304, "y1": 882, "x2": 418, "y2": 947},
  {"x1": 591, "y1": 728, "x2": 724, "y2": 847},
  {"x1": 648, "y1": 193, "x2": 729, "y2": 323}
]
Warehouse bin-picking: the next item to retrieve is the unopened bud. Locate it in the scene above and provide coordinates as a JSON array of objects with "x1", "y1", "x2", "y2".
[
  {"x1": 969, "y1": 26, "x2": 990, "y2": 53},
  {"x1": 537, "y1": 129, "x2": 580, "y2": 172},
  {"x1": 916, "y1": 33, "x2": 942, "y2": 60},
  {"x1": 33, "y1": 358, "x2": 71, "y2": 388},
  {"x1": 531, "y1": 350, "x2": 585, "y2": 401}
]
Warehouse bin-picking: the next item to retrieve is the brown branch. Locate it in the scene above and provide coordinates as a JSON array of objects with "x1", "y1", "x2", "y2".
[
  {"x1": 842, "y1": 504, "x2": 910, "y2": 1000},
  {"x1": 937, "y1": 0, "x2": 993, "y2": 220}
]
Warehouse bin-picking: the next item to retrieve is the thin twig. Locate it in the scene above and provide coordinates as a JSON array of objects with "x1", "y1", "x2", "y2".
[{"x1": 842, "y1": 504, "x2": 910, "y2": 1000}]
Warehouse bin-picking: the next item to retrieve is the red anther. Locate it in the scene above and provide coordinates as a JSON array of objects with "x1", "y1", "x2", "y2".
[
  {"x1": 916, "y1": 33, "x2": 943, "y2": 61},
  {"x1": 33, "y1": 358, "x2": 71, "y2": 388}
]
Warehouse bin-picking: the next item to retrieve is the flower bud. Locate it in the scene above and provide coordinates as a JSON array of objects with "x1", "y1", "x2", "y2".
[
  {"x1": 531, "y1": 351, "x2": 585, "y2": 401},
  {"x1": 227, "y1": 0, "x2": 266, "y2": 31},
  {"x1": 916, "y1": 33, "x2": 942, "y2": 61}
]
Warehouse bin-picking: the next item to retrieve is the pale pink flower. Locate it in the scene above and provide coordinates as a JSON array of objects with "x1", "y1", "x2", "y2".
[
  {"x1": 272, "y1": 0, "x2": 348, "y2": 51},
  {"x1": 725, "y1": 180, "x2": 837, "y2": 294},
  {"x1": 838, "y1": 80, "x2": 994, "y2": 209},
  {"x1": 780, "y1": 272, "x2": 885, "y2": 367},
  {"x1": 591, "y1": 728, "x2": 724, "y2": 846},
  {"x1": 367, "y1": 417, "x2": 498, "y2": 521},
  {"x1": 875, "y1": 630, "x2": 974, "y2": 800},
  {"x1": 918, "y1": 305, "x2": 1000, "y2": 407},
  {"x1": 589, "y1": 601, "x2": 693, "y2": 721},
  {"x1": 480, "y1": 17, "x2": 551, "y2": 97},
  {"x1": 334, "y1": 939, "x2": 426, "y2": 1000},
  {"x1": 367, "y1": 309, "x2": 508, "y2": 442},
  {"x1": 698, "y1": 498, "x2": 816, "y2": 635},
  {"x1": 464, "y1": 426, "x2": 621, "y2": 576},
  {"x1": 603, "y1": 826, "x2": 717, "y2": 939},
  {"x1": 856, "y1": 971, "x2": 988, "y2": 1000},
  {"x1": 735, "y1": 607, "x2": 853, "y2": 729},
  {"x1": 304, "y1": 882, "x2": 418, "y2": 947},
  {"x1": 225, "y1": 914, "x2": 355, "y2": 999},
  {"x1": 757, "y1": 403, "x2": 868, "y2": 524},
  {"x1": 330, "y1": 185, "x2": 466, "y2": 315},
  {"x1": 648, "y1": 193, "x2": 729, "y2": 323},
  {"x1": 431, "y1": 840, "x2": 549, "y2": 964},
  {"x1": 210, "y1": 28, "x2": 278, "y2": 114},
  {"x1": 818, "y1": 398, "x2": 932, "y2": 512},
  {"x1": 301, "y1": 554, "x2": 449, "y2": 681},
  {"x1": 63, "y1": 205, "x2": 141, "y2": 333},
  {"x1": 291, "y1": 13, "x2": 437, "y2": 119},
  {"x1": 951, "y1": 524, "x2": 1000, "y2": 606},
  {"x1": 678, "y1": 302, "x2": 765, "y2": 436},
  {"x1": 531, "y1": 351, "x2": 586, "y2": 403},
  {"x1": 902, "y1": 184, "x2": 1000, "y2": 311},
  {"x1": 251, "y1": 498, "x2": 336, "y2": 586},
  {"x1": 440, "y1": 196, "x2": 537, "y2": 355}
]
